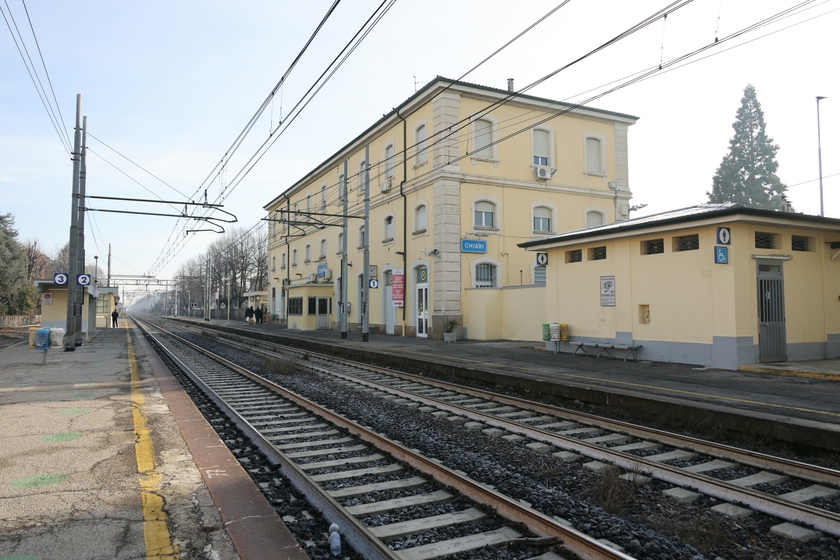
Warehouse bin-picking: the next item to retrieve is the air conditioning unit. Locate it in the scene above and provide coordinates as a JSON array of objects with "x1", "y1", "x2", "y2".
[
  {"x1": 323, "y1": 269, "x2": 332, "y2": 280},
  {"x1": 281, "y1": 278, "x2": 290, "y2": 286},
  {"x1": 535, "y1": 166, "x2": 552, "y2": 180},
  {"x1": 380, "y1": 177, "x2": 392, "y2": 193},
  {"x1": 308, "y1": 273, "x2": 317, "y2": 282}
]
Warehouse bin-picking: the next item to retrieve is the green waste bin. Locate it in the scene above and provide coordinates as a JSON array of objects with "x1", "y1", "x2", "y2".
[{"x1": 542, "y1": 324, "x2": 550, "y2": 341}]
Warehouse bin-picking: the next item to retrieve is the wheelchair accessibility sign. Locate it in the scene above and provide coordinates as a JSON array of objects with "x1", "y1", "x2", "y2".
[{"x1": 714, "y1": 246, "x2": 728, "y2": 264}]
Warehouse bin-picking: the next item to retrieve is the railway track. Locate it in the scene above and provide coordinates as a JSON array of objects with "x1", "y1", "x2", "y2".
[
  {"x1": 136, "y1": 315, "x2": 631, "y2": 560},
  {"x1": 141, "y1": 315, "x2": 840, "y2": 558}
]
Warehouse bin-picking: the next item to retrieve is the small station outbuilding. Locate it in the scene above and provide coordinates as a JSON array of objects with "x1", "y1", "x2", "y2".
[
  {"x1": 519, "y1": 203, "x2": 840, "y2": 370},
  {"x1": 34, "y1": 280, "x2": 121, "y2": 341}
]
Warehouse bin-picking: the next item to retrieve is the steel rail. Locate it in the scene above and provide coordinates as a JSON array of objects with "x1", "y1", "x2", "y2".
[{"x1": 138, "y1": 317, "x2": 633, "y2": 560}]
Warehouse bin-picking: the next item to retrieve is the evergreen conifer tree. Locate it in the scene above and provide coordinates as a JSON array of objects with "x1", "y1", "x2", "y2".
[{"x1": 707, "y1": 84, "x2": 787, "y2": 210}]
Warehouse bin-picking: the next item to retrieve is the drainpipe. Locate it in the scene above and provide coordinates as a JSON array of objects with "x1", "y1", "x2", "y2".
[{"x1": 396, "y1": 108, "x2": 408, "y2": 331}]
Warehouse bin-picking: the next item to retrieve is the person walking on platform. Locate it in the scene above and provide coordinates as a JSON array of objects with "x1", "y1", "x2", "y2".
[
  {"x1": 245, "y1": 306, "x2": 254, "y2": 323},
  {"x1": 255, "y1": 307, "x2": 263, "y2": 324},
  {"x1": 111, "y1": 308, "x2": 119, "y2": 327}
]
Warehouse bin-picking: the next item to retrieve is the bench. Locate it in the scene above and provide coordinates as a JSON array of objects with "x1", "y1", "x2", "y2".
[{"x1": 573, "y1": 341, "x2": 642, "y2": 362}]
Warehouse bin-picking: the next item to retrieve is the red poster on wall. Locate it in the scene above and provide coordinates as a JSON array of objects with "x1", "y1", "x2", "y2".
[{"x1": 392, "y1": 269, "x2": 404, "y2": 307}]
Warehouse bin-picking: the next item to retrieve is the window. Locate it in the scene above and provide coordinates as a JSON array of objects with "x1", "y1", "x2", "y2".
[
  {"x1": 96, "y1": 294, "x2": 109, "y2": 314},
  {"x1": 288, "y1": 297, "x2": 303, "y2": 316},
  {"x1": 589, "y1": 246, "x2": 607, "y2": 260},
  {"x1": 281, "y1": 252, "x2": 286, "y2": 269},
  {"x1": 308, "y1": 297, "x2": 317, "y2": 315},
  {"x1": 414, "y1": 204, "x2": 427, "y2": 233},
  {"x1": 585, "y1": 210, "x2": 604, "y2": 228},
  {"x1": 338, "y1": 174, "x2": 346, "y2": 204},
  {"x1": 271, "y1": 256, "x2": 276, "y2": 271},
  {"x1": 473, "y1": 118, "x2": 494, "y2": 160},
  {"x1": 755, "y1": 232, "x2": 777, "y2": 249},
  {"x1": 306, "y1": 194, "x2": 311, "y2": 213},
  {"x1": 585, "y1": 135, "x2": 604, "y2": 175},
  {"x1": 792, "y1": 235, "x2": 813, "y2": 252},
  {"x1": 415, "y1": 124, "x2": 427, "y2": 166},
  {"x1": 383, "y1": 216, "x2": 394, "y2": 242},
  {"x1": 566, "y1": 249, "x2": 582, "y2": 263},
  {"x1": 642, "y1": 239, "x2": 664, "y2": 255},
  {"x1": 533, "y1": 206, "x2": 552, "y2": 233},
  {"x1": 358, "y1": 161, "x2": 366, "y2": 200},
  {"x1": 304, "y1": 244, "x2": 311, "y2": 263},
  {"x1": 384, "y1": 143, "x2": 395, "y2": 178},
  {"x1": 319, "y1": 238, "x2": 327, "y2": 259},
  {"x1": 337, "y1": 232, "x2": 344, "y2": 254},
  {"x1": 358, "y1": 225, "x2": 366, "y2": 249},
  {"x1": 475, "y1": 263, "x2": 496, "y2": 288},
  {"x1": 320, "y1": 185, "x2": 327, "y2": 211},
  {"x1": 673, "y1": 234, "x2": 699, "y2": 252},
  {"x1": 475, "y1": 201, "x2": 495, "y2": 228},
  {"x1": 292, "y1": 248, "x2": 298, "y2": 266},
  {"x1": 533, "y1": 129, "x2": 550, "y2": 166}
]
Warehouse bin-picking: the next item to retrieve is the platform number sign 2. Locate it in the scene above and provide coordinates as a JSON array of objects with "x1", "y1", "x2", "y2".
[{"x1": 77, "y1": 274, "x2": 91, "y2": 286}]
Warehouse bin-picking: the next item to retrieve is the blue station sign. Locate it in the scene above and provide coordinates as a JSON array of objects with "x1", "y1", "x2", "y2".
[{"x1": 461, "y1": 239, "x2": 487, "y2": 253}]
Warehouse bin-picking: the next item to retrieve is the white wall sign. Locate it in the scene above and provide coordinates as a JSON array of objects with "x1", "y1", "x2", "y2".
[{"x1": 600, "y1": 276, "x2": 616, "y2": 307}]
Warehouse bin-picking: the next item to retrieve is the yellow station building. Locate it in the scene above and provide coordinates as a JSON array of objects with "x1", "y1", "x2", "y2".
[
  {"x1": 264, "y1": 77, "x2": 638, "y2": 340},
  {"x1": 520, "y1": 203, "x2": 840, "y2": 369}
]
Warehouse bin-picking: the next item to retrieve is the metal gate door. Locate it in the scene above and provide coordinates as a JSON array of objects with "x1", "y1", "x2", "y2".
[
  {"x1": 757, "y1": 262, "x2": 786, "y2": 362},
  {"x1": 316, "y1": 297, "x2": 330, "y2": 329}
]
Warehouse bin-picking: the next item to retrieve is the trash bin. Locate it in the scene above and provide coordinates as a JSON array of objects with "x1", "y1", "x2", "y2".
[
  {"x1": 560, "y1": 323, "x2": 569, "y2": 342},
  {"x1": 29, "y1": 326, "x2": 38, "y2": 349},
  {"x1": 34, "y1": 328, "x2": 50, "y2": 351},
  {"x1": 542, "y1": 324, "x2": 550, "y2": 341},
  {"x1": 549, "y1": 323, "x2": 561, "y2": 341},
  {"x1": 49, "y1": 328, "x2": 65, "y2": 348}
]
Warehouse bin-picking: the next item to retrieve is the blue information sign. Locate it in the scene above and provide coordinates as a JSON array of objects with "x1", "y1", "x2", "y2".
[
  {"x1": 714, "y1": 246, "x2": 728, "y2": 264},
  {"x1": 461, "y1": 239, "x2": 487, "y2": 253}
]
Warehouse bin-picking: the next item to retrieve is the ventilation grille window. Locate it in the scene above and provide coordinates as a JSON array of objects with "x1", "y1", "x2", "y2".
[
  {"x1": 675, "y1": 234, "x2": 699, "y2": 252},
  {"x1": 791, "y1": 235, "x2": 812, "y2": 252},
  {"x1": 566, "y1": 249, "x2": 582, "y2": 263},
  {"x1": 642, "y1": 239, "x2": 664, "y2": 255},
  {"x1": 589, "y1": 246, "x2": 607, "y2": 261},
  {"x1": 755, "y1": 232, "x2": 776, "y2": 249}
]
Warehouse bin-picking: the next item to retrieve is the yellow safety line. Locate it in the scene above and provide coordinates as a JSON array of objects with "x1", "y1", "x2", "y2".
[
  {"x1": 127, "y1": 330, "x2": 178, "y2": 559},
  {"x1": 392, "y1": 347, "x2": 840, "y2": 420}
]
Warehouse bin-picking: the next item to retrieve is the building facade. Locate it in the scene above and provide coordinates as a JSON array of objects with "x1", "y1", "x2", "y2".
[
  {"x1": 264, "y1": 77, "x2": 638, "y2": 340},
  {"x1": 519, "y1": 203, "x2": 840, "y2": 369}
]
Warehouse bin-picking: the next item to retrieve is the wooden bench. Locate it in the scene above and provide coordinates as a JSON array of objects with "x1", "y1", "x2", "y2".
[{"x1": 573, "y1": 341, "x2": 642, "y2": 362}]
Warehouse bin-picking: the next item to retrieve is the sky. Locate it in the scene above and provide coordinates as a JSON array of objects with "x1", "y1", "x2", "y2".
[{"x1": 2, "y1": 0, "x2": 838, "y2": 281}]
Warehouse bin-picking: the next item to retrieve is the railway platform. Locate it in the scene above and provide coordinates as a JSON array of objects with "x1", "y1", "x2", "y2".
[
  {"x1": 192, "y1": 317, "x2": 840, "y2": 455},
  {"x1": 0, "y1": 324, "x2": 307, "y2": 560}
]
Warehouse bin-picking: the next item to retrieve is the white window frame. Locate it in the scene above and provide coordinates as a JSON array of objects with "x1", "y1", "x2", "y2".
[
  {"x1": 531, "y1": 203, "x2": 555, "y2": 234},
  {"x1": 584, "y1": 134, "x2": 606, "y2": 176},
  {"x1": 319, "y1": 238, "x2": 327, "y2": 259},
  {"x1": 585, "y1": 208, "x2": 607, "y2": 228},
  {"x1": 304, "y1": 244, "x2": 311, "y2": 263},
  {"x1": 358, "y1": 224, "x2": 366, "y2": 249},
  {"x1": 384, "y1": 142, "x2": 395, "y2": 179},
  {"x1": 280, "y1": 252, "x2": 286, "y2": 270},
  {"x1": 336, "y1": 232, "x2": 344, "y2": 255},
  {"x1": 383, "y1": 214, "x2": 395, "y2": 243},
  {"x1": 320, "y1": 184, "x2": 327, "y2": 211},
  {"x1": 414, "y1": 123, "x2": 427, "y2": 167},
  {"x1": 292, "y1": 248, "x2": 298, "y2": 267},
  {"x1": 414, "y1": 203, "x2": 428, "y2": 234},
  {"x1": 470, "y1": 257, "x2": 501, "y2": 288},
  {"x1": 358, "y1": 160, "x2": 366, "y2": 200},
  {"x1": 472, "y1": 198, "x2": 499, "y2": 231},
  {"x1": 531, "y1": 126, "x2": 555, "y2": 169},
  {"x1": 470, "y1": 116, "x2": 498, "y2": 162}
]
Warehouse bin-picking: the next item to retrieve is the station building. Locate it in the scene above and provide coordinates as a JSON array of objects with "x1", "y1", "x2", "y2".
[
  {"x1": 34, "y1": 279, "x2": 120, "y2": 341},
  {"x1": 264, "y1": 77, "x2": 638, "y2": 339},
  {"x1": 519, "y1": 203, "x2": 840, "y2": 369}
]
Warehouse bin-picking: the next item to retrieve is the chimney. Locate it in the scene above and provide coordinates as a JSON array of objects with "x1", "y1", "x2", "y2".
[{"x1": 507, "y1": 78, "x2": 514, "y2": 92}]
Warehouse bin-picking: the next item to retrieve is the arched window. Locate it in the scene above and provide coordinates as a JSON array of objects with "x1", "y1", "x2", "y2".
[
  {"x1": 320, "y1": 185, "x2": 327, "y2": 211},
  {"x1": 271, "y1": 255, "x2": 276, "y2": 271},
  {"x1": 384, "y1": 143, "x2": 395, "y2": 178},
  {"x1": 358, "y1": 160, "x2": 366, "y2": 200},
  {"x1": 533, "y1": 206, "x2": 552, "y2": 233},
  {"x1": 584, "y1": 135, "x2": 605, "y2": 175},
  {"x1": 415, "y1": 124, "x2": 427, "y2": 166},
  {"x1": 586, "y1": 210, "x2": 605, "y2": 228},
  {"x1": 383, "y1": 215, "x2": 395, "y2": 242},
  {"x1": 336, "y1": 232, "x2": 344, "y2": 254},
  {"x1": 304, "y1": 244, "x2": 311, "y2": 263},
  {"x1": 473, "y1": 118, "x2": 494, "y2": 160},
  {"x1": 358, "y1": 225, "x2": 366, "y2": 249},
  {"x1": 414, "y1": 204, "x2": 427, "y2": 233},
  {"x1": 533, "y1": 129, "x2": 551, "y2": 166},
  {"x1": 292, "y1": 249, "x2": 298, "y2": 266},
  {"x1": 319, "y1": 238, "x2": 327, "y2": 259},
  {"x1": 474, "y1": 201, "x2": 495, "y2": 228},
  {"x1": 475, "y1": 263, "x2": 496, "y2": 288},
  {"x1": 280, "y1": 252, "x2": 286, "y2": 269}
]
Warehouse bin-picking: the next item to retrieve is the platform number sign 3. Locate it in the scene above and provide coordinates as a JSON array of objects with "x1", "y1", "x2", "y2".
[{"x1": 54, "y1": 273, "x2": 68, "y2": 285}]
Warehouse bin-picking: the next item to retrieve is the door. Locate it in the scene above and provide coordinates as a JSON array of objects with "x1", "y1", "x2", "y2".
[
  {"x1": 316, "y1": 297, "x2": 330, "y2": 329},
  {"x1": 757, "y1": 262, "x2": 786, "y2": 362},
  {"x1": 383, "y1": 270, "x2": 396, "y2": 334},
  {"x1": 415, "y1": 266, "x2": 429, "y2": 338}
]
